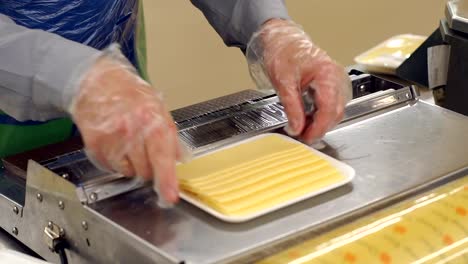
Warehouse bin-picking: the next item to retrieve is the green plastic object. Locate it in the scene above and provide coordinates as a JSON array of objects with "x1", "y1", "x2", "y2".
[
  {"x1": 136, "y1": 0, "x2": 150, "y2": 82},
  {"x1": 0, "y1": 113, "x2": 74, "y2": 158}
]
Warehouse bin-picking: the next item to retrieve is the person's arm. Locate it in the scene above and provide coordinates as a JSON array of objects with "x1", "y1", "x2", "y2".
[
  {"x1": 0, "y1": 14, "x2": 187, "y2": 205},
  {"x1": 0, "y1": 14, "x2": 101, "y2": 121},
  {"x1": 190, "y1": 0, "x2": 289, "y2": 50},
  {"x1": 191, "y1": 1, "x2": 352, "y2": 144}
]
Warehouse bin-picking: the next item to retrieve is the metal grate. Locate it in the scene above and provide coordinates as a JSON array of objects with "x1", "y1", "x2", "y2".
[
  {"x1": 178, "y1": 102, "x2": 287, "y2": 150},
  {"x1": 171, "y1": 89, "x2": 272, "y2": 123}
]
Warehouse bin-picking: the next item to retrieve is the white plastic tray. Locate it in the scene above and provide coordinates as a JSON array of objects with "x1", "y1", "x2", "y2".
[{"x1": 179, "y1": 133, "x2": 355, "y2": 223}]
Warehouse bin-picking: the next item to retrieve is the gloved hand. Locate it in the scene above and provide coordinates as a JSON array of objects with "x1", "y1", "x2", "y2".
[
  {"x1": 247, "y1": 19, "x2": 352, "y2": 144},
  {"x1": 68, "y1": 45, "x2": 189, "y2": 206}
]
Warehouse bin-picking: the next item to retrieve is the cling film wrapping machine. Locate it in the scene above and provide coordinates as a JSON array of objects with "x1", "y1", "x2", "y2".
[
  {"x1": 0, "y1": 66, "x2": 467, "y2": 263},
  {"x1": 2, "y1": 2, "x2": 468, "y2": 262}
]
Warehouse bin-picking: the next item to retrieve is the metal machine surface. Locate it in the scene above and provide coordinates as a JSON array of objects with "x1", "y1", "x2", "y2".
[
  {"x1": 0, "y1": 70, "x2": 467, "y2": 263},
  {"x1": 446, "y1": 0, "x2": 468, "y2": 34}
]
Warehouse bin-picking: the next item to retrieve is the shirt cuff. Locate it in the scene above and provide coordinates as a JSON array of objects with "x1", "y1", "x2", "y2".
[{"x1": 232, "y1": 0, "x2": 290, "y2": 48}]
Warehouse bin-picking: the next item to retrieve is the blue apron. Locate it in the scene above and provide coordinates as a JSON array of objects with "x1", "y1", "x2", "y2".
[{"x1": 0, "y1": 0, "x2": 140, "y2": 66}]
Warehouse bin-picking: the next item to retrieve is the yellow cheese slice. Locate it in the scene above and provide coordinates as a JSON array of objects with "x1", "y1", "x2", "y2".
[
  {"x1": 183, "y1": 147, "x2": 310, "y2": 187},
  {"x1": 177, "y1": 134, "x2": 347, "y2": 217}
]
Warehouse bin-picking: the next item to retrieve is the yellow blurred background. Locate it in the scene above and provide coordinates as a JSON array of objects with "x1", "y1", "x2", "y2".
[{"x1": 142, "y1": 1, "x2": 447, "y2": 110}]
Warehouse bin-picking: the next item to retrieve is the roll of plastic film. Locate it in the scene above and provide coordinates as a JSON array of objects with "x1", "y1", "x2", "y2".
[{"x1": 259, "y1": 176, "x2": 468, "y2": 264}]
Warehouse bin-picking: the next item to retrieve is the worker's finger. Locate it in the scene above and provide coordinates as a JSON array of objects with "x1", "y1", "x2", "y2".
[
  {"x1": 112, "y1": 155, "x2": 136, "y2": 177},
  {"x1": 85, "y1": 115, "x2": 131, "y2": 173},
  {"x1": 176, "y1": 138, "x2": 192, "y2": 163},
  {"x1": 124, "y1": 108, "x2": 154, "y2": 180},
  {"x1": 270, "y1": 70, "x2": 306, "y2": 136},
  {"x1": 84, "y1": 134, "x2": 111, "y2": 172},
  {"x1": 145, "y1": 119, "x2": 179, "y2": 204},
  {"x1": 127, "y1": 137, "x2": 152, "y2": 180},
  {"x1": 301, "y1": 67, "x2": 342, "y2": 144},
  {"x1": 103, "y1": 115, "x2": 139, "y2": 176}
]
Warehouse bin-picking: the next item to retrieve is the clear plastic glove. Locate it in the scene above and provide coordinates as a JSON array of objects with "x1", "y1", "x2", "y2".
[
  {"x1": 247, "y1": 19, "x2": 352, "y2": 144},
  {"x1": 68, "y1": 45, "x2": 189, "y2": 206}
]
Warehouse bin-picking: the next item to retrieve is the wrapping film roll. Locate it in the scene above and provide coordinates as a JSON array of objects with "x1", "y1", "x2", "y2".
[{"x1": 259, "y1": 176, "x2": 468, "y2": 264}]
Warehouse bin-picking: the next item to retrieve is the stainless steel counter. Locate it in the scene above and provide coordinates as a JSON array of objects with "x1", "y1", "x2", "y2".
[{"x1": 93, "y1": 99, "x2": 468, "y2": 263}]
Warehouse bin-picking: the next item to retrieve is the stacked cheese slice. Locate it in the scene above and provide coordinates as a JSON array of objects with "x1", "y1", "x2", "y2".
[{"x1": 177, "y1": 134, "x2": 346, "y2": 217}]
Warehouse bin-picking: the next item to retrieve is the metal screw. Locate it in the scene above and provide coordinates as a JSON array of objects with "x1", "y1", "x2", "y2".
[
  {"x1": 58, "y1": 201, "x2": 65, "y2": 210},
  {"x1": 61, "y1": 173, "x2": 69, "y2": 180},
  {"x1": 90, "y1": 192, "x2": 98, "y2": 202},
  {"x1": 81, "y1": 221, "x2": 88, "y2": 231},
  {"x1": 59, "y1": 228, "x2": 65, "y2": 237},
  {"x1": 48, "y1": 221, "x2": 53, "y2": 228},
  {"x1": 36, "y1": 193, "x2": 43, "y2": 202},
  {"x1": 12, "y1": 227, "x2": 18, "y2": 236},
  {"x1": 405, "y1": 93, "x2": 411, "y2": 99},
  {"x1": 12, "y1": 206, "x2": 19, "y2": 215}
]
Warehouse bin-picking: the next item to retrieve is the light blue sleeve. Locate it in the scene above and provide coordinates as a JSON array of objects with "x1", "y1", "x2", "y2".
[
  {"x1": 0, "y1": 14, "x2": 102, "y2": 122},
  {"x1": 190, "y1": 0, "x2": 290, "y2": 50}
]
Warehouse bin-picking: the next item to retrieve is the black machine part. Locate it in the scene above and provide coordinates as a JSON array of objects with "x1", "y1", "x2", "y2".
[{"x1": 396, "y1": 1, "x2": 468, "y2": 116}]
